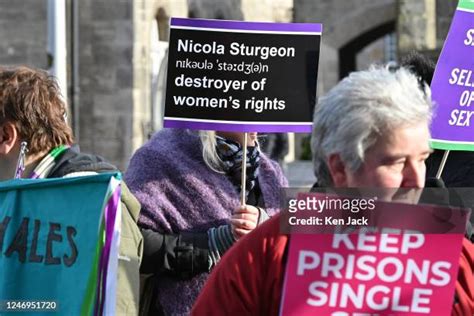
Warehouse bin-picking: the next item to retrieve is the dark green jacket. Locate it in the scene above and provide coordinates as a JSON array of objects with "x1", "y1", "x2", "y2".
[{"x1": 49, "y1": 146, "x2": 143, "y2": 315}]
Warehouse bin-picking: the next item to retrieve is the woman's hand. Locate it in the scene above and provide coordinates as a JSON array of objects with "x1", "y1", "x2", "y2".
[{"x1": 231, "y1": 205, "x2": 260, "y2": 240}]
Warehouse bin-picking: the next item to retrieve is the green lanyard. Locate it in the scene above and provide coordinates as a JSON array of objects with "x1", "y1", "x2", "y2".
[{"x1": 29, "y1": 145, "x2": 69, "y2": 179}]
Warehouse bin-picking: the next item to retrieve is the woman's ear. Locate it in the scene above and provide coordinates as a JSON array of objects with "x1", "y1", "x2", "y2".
[
  {"x1": 0, "y1": 121, "x2": 18, "y2": 155},
  {"x1": 327, "y1": 153, "x2": 349, "y2": 187}
]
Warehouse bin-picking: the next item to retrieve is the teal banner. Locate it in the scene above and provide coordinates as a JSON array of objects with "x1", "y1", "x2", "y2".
[{"x1": 0, "y1": 173, "x2": 119, "y2": 315}]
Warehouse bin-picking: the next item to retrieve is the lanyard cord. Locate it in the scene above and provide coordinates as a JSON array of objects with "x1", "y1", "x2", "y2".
[
  {"x1": 28, "y1": 145, "x2": 70, "y2": 179},
  {"x1": 13, "y1": 141, "x2": 28, "y2": 179}
]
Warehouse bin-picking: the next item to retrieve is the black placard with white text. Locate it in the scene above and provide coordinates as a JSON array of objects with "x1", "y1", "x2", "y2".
[{"x1": 164, "y1": 18, "x2": 322, "y2": 132}]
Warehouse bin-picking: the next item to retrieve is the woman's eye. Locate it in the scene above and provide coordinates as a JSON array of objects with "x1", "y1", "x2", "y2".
[
  {"x1": 388, "y1": 160, "x2": 405, "y2": 170},
  {"x1": 419, "y1": 155, "x2": 430, "y2": 162}
]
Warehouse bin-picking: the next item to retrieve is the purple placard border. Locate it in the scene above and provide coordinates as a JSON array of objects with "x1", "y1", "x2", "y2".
[
  {"x1": 164, "y1": 119, "x2": 312, "y2": 133},
  {"x1": 95, "y1": 184, "x2": 121, "y2": 316},
  {"x1": 171, "y1": 17, "x2": 323, "y2": 33}
]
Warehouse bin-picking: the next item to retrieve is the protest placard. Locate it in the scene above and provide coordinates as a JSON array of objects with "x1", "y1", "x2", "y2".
[
  {"x1": 280, "y1": 193, "x2": 469, "y2": 316},
  {"x1": 430, "y1": 0, "x2": 474, "y2": 151},
  {"x1": 164, "y1": 18, "x2": 322, "y2": 132},
  {"x1": 0, "y1": 173, "x2": 121, "y2": 315}
]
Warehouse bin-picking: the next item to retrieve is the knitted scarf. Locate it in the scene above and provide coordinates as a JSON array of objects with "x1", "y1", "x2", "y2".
[{"x1": 215, "y1": 136, "x2": 260, "y2": 200}]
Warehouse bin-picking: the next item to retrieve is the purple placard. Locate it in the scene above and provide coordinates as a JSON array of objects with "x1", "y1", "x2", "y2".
[
  {"x1": 171, "y1": 17, "x2": 323, "y2": 33},
  {"x1": 164, "y1": 119, "x2": 312, "y2": 133},
  {"x1": 430, "y1": 8, "x2": 474, "y2": 151}
]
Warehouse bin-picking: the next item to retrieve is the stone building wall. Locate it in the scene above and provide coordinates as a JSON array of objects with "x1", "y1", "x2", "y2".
[
  {"x1": 436, "y1": 0, "x2": 458, "y2": 47},
  {"x1": 153, "y1": 0, "x2": 187, "y2": 41},
  {"x1": 0, "y1": 0, "x2": 137, "y2": 169},
  {"x1": 294, "y1": 0, "x2": 396, "y2": 93},
  {"x1": 397, "y1": 0, "x2": 457, "y2": 63},
  {"x1": 131, "y1": 0, "x2": 188, "y2": 152},
  {"x1": 242, "y1": 0, "x2": 292, "y2": 22},
  {"x1": 78, "y1": 0, "x2": 190, "y2": 168},
  {"x1": 188, "y1": 0, "x2": 243, "y2": 19},
  {"x1": 132, "y1": 0, "x2": 154, "y2": 157},
  {"x1": 75, "y1": 0, "x2": 135, "y2": 169},
  {"x1": 397, "y1": 0, "x2": 437, "y2": 58},
  {"x1": 0, "y1": 0, "x2": 47, "y2": 68}
]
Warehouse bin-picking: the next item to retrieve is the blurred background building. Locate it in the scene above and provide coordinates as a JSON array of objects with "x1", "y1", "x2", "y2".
[{"x1": 0, "y1": 0, "x2": 458, "y2": 183}]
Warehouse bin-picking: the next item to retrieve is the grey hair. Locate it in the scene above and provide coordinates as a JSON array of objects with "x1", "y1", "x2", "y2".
[{"x1": 311, "y1": 64, "x2": 433, "y2": 186}]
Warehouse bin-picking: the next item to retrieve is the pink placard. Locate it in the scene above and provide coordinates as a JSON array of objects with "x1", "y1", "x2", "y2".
[{"x1": 280, "y1": 201, "x2": 467, "y2": 316}]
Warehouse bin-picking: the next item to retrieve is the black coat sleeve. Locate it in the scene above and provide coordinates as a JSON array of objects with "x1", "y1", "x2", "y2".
[{"x1": 140, "y1": 228, "x2": 210, "y2": 279}]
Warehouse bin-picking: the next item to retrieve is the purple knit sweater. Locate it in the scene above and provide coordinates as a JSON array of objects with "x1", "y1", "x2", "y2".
[{"x1": 125, "y1": 129, "x2": 288, "y2": 315}]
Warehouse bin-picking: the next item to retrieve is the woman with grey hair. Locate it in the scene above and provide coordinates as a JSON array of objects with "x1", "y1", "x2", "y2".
[
  {"x1": 125, "y1": 128, "x2": 287, "y2": 315},
  {"x1": 311, "y1": 64, "x2": 433, "y2": 191}
]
